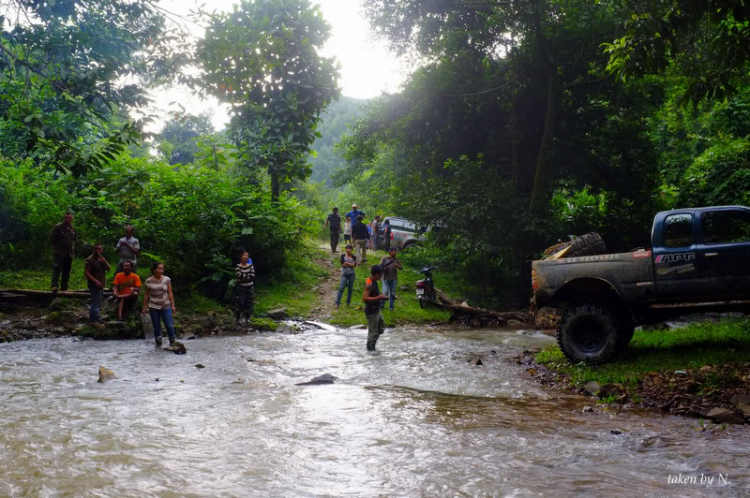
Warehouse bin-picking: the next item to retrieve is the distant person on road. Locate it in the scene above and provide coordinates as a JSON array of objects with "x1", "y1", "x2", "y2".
[
  {"x1": 352, "y1": 215, "x2": 369, "y2": 263},
  {"x1": 324, "y1": 207, "x2": 342, "y2": 253},
  {"x1": 113, "y1": 261, "x2": 142, "y2": 321},
  {"x1": 50, "y1": 211, "x2": 77, "y2": 292},
  {"x1": 346, "y1": 203, "x2": 365, "y2": 225},
  {"x1": 382, "y1": 219, "x2": 392, "y2": 249},
  {"x1": 363, "y1": 264, "x2": 388, "y2": 351},
  {"x1": 335, "y1": 244, "x2": 357, "y2": 308},
  {"x1": 380, "y1": 247, "x2": 403, "y2": 311},
  {"x1": 142, "y1": 262, "x2": 177, "y2": 348},
  {"x1": 370, "y1": 216, "x2": 380, "y2": 250},
  {"x1": 115, "y1": 225, "x2": 140, "y2": 274},
  {"x1": 343, "y1": 216, "x2": 352, "y2": 244},
  {"x1": 84, "y1": 243, "x2": 110, "y2": 323},
  {"x1": 234, "y1": 250, "x2": 256, "y2": 326}
]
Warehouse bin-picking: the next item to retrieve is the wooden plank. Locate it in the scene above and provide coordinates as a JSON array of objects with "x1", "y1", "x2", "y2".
[{"x1": 0, "y1": 289, "x2": 113, "y2": 299}]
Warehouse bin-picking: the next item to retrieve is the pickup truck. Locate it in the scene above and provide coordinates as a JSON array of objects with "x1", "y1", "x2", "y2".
[{"x1": 531, "y1": 206, "x2": 750, "y2": 363}]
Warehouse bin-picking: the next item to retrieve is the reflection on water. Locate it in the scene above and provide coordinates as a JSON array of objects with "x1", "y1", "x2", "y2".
[{"x1": 0, "y1": 326, "x2": 748, "y2": 497}]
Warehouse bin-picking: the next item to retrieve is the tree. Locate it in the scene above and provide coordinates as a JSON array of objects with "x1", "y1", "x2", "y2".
[
  {"x1": 157, "y1": 112, "x2": 215, "y2": 165},
  {"x1": 308, "y1": 96, "x2": 367, "y2": 185},
  {"x1": 0, "y1": 0, "x2": 191, "y2": 175},
  {"x1": 332, "y1": 1, "x2": 663, "y2": 298},
  {"x1": 365, "y1": 0, "x2": 638, "y2": 212},
  {"x1": 603, "y1": 0, "x2": 750, "y2": 104},
  {"x1": 196, "y1": 0, "x2": 340, "y2": 201}
]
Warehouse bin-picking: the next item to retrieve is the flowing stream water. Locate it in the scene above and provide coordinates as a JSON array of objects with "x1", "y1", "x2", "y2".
[{"x1": 0, "y1": 324, "x2": 748, "y2": 497}]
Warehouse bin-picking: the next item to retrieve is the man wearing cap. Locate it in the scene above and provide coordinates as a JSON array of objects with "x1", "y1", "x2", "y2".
[{"x1": 345, "y1": 203, "x2": 365, "y2": 226}]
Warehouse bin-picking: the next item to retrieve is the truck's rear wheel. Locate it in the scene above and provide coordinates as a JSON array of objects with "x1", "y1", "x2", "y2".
[{"x1": 557, "y1": 303, "x2": 619, "y2": 364}]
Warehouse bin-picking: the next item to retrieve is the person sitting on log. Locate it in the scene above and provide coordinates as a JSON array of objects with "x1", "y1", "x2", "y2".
[{"x1": 112, "y1": 261, "x2": 142, "y2": 321}]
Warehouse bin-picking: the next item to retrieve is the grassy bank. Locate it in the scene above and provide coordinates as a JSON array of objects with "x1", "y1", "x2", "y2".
[
  {"x1": 535, "y1": 320, "x2": 750, "y2": 386},
  {"x1": 0, "y1": 240, "x2": 480, "y2": 328},
  {"x1": 0, "y1": 241, "x2": 328, "y2": 330},
  {"x1": 325, "y1": 247, "x2": 453, "y2": 327},
  {"x1": 529, "y1": 320, "x2": 750, "y2": 423}
]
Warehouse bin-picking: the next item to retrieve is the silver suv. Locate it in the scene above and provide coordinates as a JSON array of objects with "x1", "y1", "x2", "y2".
[{"x1": 378, "y1": 217, "x2": 428, "y2": 250}]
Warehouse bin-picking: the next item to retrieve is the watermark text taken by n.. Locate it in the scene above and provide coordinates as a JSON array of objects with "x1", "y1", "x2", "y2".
[{"x1": 667, "y1": 473, "x2": 730, "y2": 488}]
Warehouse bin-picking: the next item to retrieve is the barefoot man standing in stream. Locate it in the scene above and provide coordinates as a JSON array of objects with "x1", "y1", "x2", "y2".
[{"x1": 363, "y1": 264, "x2": 388, "y2": 351}]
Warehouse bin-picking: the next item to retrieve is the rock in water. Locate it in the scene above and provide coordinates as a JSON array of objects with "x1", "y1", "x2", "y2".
[
  {"x1": 163, "y1": 341, "x2": 187, "y2": 355},
  {"x1": 296, "y1": 374, "x2": 338, "y2": 386},
  {"x1": 584, "y1": 381, "x2": 601, "y2": 397},
  {"x1": 98, "y1": 366, "x2": 116, "y2": 383},
  {"x1": 266, "y1": 307, "x2": 289, "y2": 320},
  {"x1": 706, "y1": 407, "x2": 745, "y2": 425}
]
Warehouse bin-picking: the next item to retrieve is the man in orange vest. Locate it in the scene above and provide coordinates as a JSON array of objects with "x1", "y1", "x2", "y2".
[{"x1": 362, "y1": 264, "x2": 388, "y2": 351}]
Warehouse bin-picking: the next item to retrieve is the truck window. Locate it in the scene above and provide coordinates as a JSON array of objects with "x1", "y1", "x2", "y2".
[
  {"x1": 702, "y1": 210, "x2": 750, "y2": 244},
  {"x1": 664, "y1": 214, "x2": 693, "y2": 248}
]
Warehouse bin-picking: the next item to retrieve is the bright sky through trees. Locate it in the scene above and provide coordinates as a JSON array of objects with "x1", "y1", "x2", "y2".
[{"x1": 150, "y1": 0, "x2": 404, "y2": 130}]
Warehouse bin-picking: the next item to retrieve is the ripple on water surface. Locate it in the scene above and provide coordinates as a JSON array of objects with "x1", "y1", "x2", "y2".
[{"x1": 0, "y1": 327, "x2": 748, "y2": 497}]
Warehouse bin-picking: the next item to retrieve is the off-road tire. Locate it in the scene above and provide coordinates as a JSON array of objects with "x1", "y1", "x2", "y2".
[
  {"x1": 556, "y1": 303, "x2": 620, "y2": 364},
  {"x1": 418, "y1": 296, "x2": 425, "y2": 309},
  {"x1": 566, "y1": 232, "x2": 607, "y2": 258}
]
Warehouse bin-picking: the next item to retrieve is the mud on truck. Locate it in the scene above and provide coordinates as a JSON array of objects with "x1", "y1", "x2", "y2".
[{"x1": 531, "y1": 206, "x2": 750, "y2": 363}]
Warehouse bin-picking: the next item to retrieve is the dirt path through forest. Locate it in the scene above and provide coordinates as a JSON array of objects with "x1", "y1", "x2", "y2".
[{"x1": 308, "y1": 243, "x2": 343, "y2": 322}]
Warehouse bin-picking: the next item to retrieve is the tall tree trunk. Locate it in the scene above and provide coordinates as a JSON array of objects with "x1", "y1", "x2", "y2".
[
  {"x1": 529, "y1": 70, "x2": 556, "y2": 213},
  {"x1": 529, "y1": 0, "x2": 557, "y2": 213},
  {"x1": 509, "y1": 98, "x2": 520, "y2": 186},
  {"x1": 271, "y1": 169, "x2": 280, "y2": 202}
]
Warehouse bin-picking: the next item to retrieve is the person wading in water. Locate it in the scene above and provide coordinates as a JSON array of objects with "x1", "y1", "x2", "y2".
[
  {"x1": 142, "y1": 262, "x2": 177, "y2": 348},
  {"x1": 363, "y1": 264, "x2": 388, "y2": 351}
]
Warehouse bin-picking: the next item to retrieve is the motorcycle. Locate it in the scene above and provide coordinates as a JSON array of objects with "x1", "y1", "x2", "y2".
[{"x1": 415, "y1": 266, "x2": 437, "y2": 308}]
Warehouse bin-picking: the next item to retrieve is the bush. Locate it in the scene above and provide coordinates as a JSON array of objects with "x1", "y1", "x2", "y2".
[{"x1": 0, "y1": 155, "x2": 321, "y2": 292}]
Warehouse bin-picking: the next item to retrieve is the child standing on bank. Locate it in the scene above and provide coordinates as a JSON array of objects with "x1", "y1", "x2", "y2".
[{"x1": 234, "y1": 250, "x2": 255, "y2": 325}]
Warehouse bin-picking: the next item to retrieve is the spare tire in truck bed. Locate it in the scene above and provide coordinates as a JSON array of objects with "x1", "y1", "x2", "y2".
[{"x1": 543, "y1": 232, "x2": 606, "y2": 259}]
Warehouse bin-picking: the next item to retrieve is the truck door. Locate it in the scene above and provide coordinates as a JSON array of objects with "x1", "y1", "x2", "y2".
[
  {"x1": 654, "y1": 213, "x2": 704, "y2": 301},
  {"x1": 698, "y1": 209, "x2": 750, "y2": 298}
]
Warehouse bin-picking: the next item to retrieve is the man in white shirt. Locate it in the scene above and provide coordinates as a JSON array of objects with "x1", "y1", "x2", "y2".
[{"x1": 115, "y1": 225, "x2": 140, "y2": 273}]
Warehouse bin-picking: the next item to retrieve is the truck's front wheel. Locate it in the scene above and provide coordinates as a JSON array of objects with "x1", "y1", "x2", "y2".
[{"x1": 557, "y1": 304, "x2": 619, "y2": 364}]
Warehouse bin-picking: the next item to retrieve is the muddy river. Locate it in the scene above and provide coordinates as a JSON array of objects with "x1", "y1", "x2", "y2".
[{"x1": 0, "y1": 325, "x2": 748, "y2": 497}]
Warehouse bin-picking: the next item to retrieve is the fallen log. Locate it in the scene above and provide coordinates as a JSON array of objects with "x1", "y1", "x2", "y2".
[
  {"x1": 0, "y1": 289, "x2": 112, "y2": 299},
  {"x1": 431, "y1": 288, "x2": 532, "y2": 326},
  {"x1": 0, "y1": 289, "x2": 114, "y2": 308}
]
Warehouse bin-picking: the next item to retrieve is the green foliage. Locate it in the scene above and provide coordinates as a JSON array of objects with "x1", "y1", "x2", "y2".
[
  {"x1": 682, "y1": 137, "x2": 750, "y2": 206},
  {"x1": 335, "y1": 9, "x2": 663, "y2": 298},
  {"x1": 0, "y1": 0, "x2": 191, "y2": 175},
  {"x1": 157, "y1": 112, "x2": 215, "y2": 166},
  {"x1": 308, "y1": 96, "x2": 368, "y2": 185},
  {"x1": 195, "y1": 0, "x2": 341, "y2": 200},
  {"x1": 602, "y1": 1, "x2": 750, "y2": 104},
  {"x1": 0, "y1": 154, "x2": 320, "y2": 291}
]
